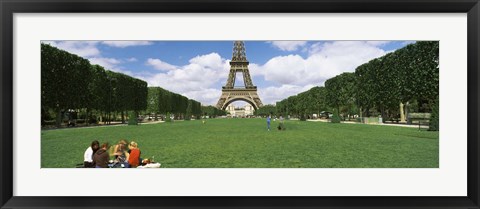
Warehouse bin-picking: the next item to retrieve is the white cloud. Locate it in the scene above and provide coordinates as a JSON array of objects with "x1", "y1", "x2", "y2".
[
  {"x1": 146, "y1": 41, "x2": 389, "y2": 106},
  {"x1": 88, "y1": 57, "x2": 134, "y2": 76},
  {"x1": 102, "y1": 41, "x2": 153, "y2": 48},
  {"x1": 248, "y1": 41, "x2": 389, "y2": 104},
  {"x1": 402, "y1": 41, "x2": 416, "y2": 45},
  {"x1": 140, "y1": 53, "x2": 230, "y2": 105},
  {"x1": 256, "y1": 41, "x2": 387, "y2": 86},
  {"x1": 43, "y1": 41, "x2": 394, "y2": 107},
  {"x1": 189, "y1": 53, "x2": 227, "y2": 70},
  {"x1": 268, "y1": 41, "x2": 307, "y2": 51},
  {"x1": 127, "y1": 57, "x2": 138, "y2": 62},
  {"x1": 258, "y1": 84, "x2": 315, "y2": 105},
  {"x1": 365, "y1": 41, "x2": 391, "y2": 46},
  {"x1": 247, "y1": 63, "x2": 264, "y2": 77},
  {"x1": 146, "y1": 58, "x2": 178, "y2": 71},
  {"x1": 182, "y1": 89, "x2": 222, "y2": 106},
  {"x1": 42, "y1": 41, "x2": 101, "y2": 57},
  {"x1": 89, "y1": 57, "x2": 122, "y2": 69},
  {"x1": 41, "y1": 41, "x2": 138, "y2": 75},
  {"x1": 385, "y1": 50, "x2": 395, "y2": 54}
]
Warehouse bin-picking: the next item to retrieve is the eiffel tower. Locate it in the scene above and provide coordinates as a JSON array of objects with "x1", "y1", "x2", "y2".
[{"x1": 216, "y1": 41, "x2": 263, "y2": 110}]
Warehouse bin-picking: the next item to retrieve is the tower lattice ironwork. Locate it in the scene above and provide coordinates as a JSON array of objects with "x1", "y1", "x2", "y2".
[{"x1": 216, "y1": 41, "x2": 263, "y2": 110}]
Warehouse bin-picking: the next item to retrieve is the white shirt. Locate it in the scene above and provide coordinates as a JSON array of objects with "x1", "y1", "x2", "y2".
[{"x1": 84, "y1": 147, "x2": 94, "y2": 162}]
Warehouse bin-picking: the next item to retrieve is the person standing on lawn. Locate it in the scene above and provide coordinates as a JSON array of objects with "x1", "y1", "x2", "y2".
[{"x1": 266, "y1": 115, "x2": 271, "y2": 131}]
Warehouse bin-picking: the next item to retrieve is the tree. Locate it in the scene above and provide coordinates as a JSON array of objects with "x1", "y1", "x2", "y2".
[
  {"x1": 41, "y1": 43, "x2": 92, "y2": 127},
  {"x1": 185, "y1": 100, "x2": 193, "y2": 120},
  {"x1": 89, "y1": 65, "x2": 110, "y2": 123},
  {"x1": 42, "y1": 43, "x2": 149, "y2": 127},
  {"x1": 306, "y1": 86, "x2": 328, "y2": 117},
  {"x1": 201, "y1": 106, "x2": 226, "y2": 118},
  {"x1": 287, "y1": 96, "x2": 298, "y2": 118},
  {"x1": 147, "y1": 87, "x2": 161, "y2": 120},
  {"x1": 354, "y1": 41, "x2": 439, "y2": 121},
  {"x1": 429, "y1": 96, "x2": 439, "y2": 131},
  {"x1": 268, "y1": 41, "x2": 439, "y2": 125},
  {"x1": 255, "y1": 104, "x2": 276, "y2": 117},
  {"x1": 325, "y1": 72, "x2": 356, "y2": 120}
]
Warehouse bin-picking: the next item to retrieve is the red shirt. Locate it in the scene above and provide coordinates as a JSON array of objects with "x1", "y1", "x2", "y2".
[{"x1": 128, "y1": 149, "x2": 141, "y2": 168}]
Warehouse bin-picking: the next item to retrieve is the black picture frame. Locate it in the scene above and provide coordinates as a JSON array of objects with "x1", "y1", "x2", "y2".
[{"x1": 1, "y1": 0, "x2": 479, "y2": 208}]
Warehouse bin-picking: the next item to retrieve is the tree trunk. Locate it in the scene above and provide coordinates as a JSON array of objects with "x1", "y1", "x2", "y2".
[
  {"x1": 359, "y1": 107, "x2": 363, "y2": 123},
  {"x1": 121, "y1": 111, "x2": 125, "y2": 124},
  {"x1": 86, "y1": 108, "x2": 89, "y2": 126},
  {"x1": 380, "y1": 106, "x2": 385, "y2": 123},
  {"x1": 55, "y1": 108, "x2": 62, "y2": 128},
  {"x1": 405, "y1": 101, "x2": 410, "y2": 124}
]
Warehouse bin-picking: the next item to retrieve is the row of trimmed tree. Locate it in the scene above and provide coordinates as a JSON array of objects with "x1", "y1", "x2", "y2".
[
  {"x1": 41, "y1": 43, "x2": 220, "y2": 127},
  {"x1": 201, "y1": 106, "x2": 228, "y2": 118},
  {"x1": 147, "y1": 87, "x2": 202, "y2": 120},
  {"x1": 42, "y1": 44, "x2": 148, "y2": 127},
  {"x1": 145, "y1": 87, "x2": 228, "y2": 120},
  {"x1": 265, "y1": 41, "x2": 439, "y2": 130},
  {"x1": 275, "y1": 86, "x2": 329, "y2": 120},
  {"x1": 254, "y1": 104, "x2": 277, "y2": 117}
]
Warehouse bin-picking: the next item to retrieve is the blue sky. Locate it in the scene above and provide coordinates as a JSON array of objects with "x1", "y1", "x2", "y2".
[{"x1": 42, "y1": 40, "x2": 413, "y2": 107}]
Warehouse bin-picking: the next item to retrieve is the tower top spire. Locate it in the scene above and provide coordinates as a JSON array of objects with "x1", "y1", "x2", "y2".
[{"x1": 232, "y1": 41, "x2": 248, "y2": 62}]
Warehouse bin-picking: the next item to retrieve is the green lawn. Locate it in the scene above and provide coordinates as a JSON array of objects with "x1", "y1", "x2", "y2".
[{"x1": 41, "y1": 118, "x2": 439, "y2": 168}]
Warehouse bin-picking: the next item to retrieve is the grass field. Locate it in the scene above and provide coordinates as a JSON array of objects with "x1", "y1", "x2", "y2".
[{"x1": 41, "y1": 118, "x2": 439, "y2": 168}]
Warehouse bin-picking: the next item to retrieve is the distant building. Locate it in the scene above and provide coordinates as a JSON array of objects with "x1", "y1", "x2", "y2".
[
  {"x1": 244, "y1": 104, "x2": 254, "y2": 116},
  {"x1": 226, "y1": 103, "x2": 255, "y2": 117}
]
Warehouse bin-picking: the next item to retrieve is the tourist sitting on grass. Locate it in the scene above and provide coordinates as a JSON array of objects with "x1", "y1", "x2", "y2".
[
  {"x1": 93, "y1": 142, "x2": 110, "y2": 168},
  {"x1": 128, "y1": 141, "x2": 141, "y2": 168},
  {"x1": 83, "y1": 140, "x2": 99, "y2": 168},
  {"x1": 111, "y1": 139, "x2": 130, "y2": 168},
  {"x1": 112, "y1": 139, "x2": 129, "y2": 162}
]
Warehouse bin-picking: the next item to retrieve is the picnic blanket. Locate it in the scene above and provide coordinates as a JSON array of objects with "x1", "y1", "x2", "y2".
[{"x1": 137, "y1": 163, "x2": 161, "y2": 168}]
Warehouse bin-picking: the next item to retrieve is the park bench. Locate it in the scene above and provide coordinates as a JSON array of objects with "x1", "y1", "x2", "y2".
[
  {"x1": 386, "y1": 117, "x2": 400, "y2": 123},
  {"x1": 407, "y1": 112, "x2": 431, "y2": 129}
]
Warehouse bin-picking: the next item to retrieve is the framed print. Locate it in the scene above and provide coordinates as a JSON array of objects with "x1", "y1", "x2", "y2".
[{"x1": 1, "y1": 0, "x2": 479, "y2": 208}]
